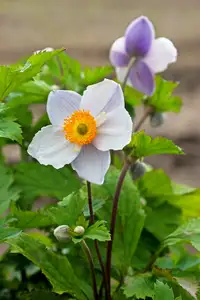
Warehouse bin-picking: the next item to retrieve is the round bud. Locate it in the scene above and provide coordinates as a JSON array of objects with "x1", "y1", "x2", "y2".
[
  {"x1": 150, "y1": 112, "x2": 165, "y2": 128},
  {"x1": 131, "y1": 161, "x2": 147, "y2": 180},
  {"x1": 53, "y1": 225, "x2": 70, "y2": 242},
  {"x1": 74, "y1": 226, "x2": 85, "y2": 235}
]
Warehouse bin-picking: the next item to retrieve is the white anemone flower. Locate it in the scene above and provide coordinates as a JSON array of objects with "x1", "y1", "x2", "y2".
[{"x1": 28, "y1": 79, "x2": 132, "y2": 184}]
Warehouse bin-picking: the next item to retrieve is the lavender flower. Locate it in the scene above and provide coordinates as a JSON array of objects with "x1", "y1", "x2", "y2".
[{"x1": 110, "y1": 16, "x2": 177, "y2": 96}]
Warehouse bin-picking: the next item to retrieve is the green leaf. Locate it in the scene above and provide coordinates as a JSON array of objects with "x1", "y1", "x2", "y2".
[
  {"x1": 153, "y1": 281, "x2": 175, "y2": 300},
  {"x1": 7, "y1": 80, "x2": 51, "y2": 108},
  {"x1": 0, "y1": 164, "x2": 20, "y2": 215},
  {"x1": 82, "y1": 66, "x2": 113, "y2": 85},
  {"x1": 6, "y1": 233, "x2": 88, "y2": 299},
  {"x1": 0, "y1": 227, "x2": 21, "y2": 242},
  {"x1": 174, "y1": 277, "x2": 199, "y2": 299},
  {"x1": 123, "y1": 274, "x2": 154, "y2": 299},
  {"x1": 164, "y1": 218, "x2": 200, "y2": 251},
  {"x1": 16, "y1": 290, "x2": 64, "y2": 300},
  {"x1": 124, "y1": 85, "x2": 144, "y2": 106},
  {"x1": 15, "y1": 162, "x2": 81, "y2": 204},
  {"x1": 130, "y1": 131, "x2": 184, "y2": 158},
  {"x1": 83, "y1": 199, "x2": 105, "y2": 217},
  {"x1": 147, "y1": 76, "x2": 182, "y2": 113},
  {"x1": 0, "y1": 103, "x2": 22, "y2": 143},
  {"x1": 0, "y1": 66, "x2": 18, "y2": 100},
  {"x1": 84, "y1": 220, "x2": 110, "y2": 242},
  {"x1": 49, "y1": 190, "x2": 87, "y2": 226}
]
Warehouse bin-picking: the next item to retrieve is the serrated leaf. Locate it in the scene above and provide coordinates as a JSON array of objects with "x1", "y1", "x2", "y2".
[
  {"x1": 0, "y1": 227, "x2": 21, "y2": 242},
  {"x1": 147, "y1": 76, "x2": 182, "y2": 113},
  {"x1": 15, "y1": 162, "x2": 81, "y2": 205},
  {"x1": 130, "y1": 131, "x2": 184, "y2": 158},
  {"x1": 82, "y1": 66, "x2": 113, "y2": 85},
  {"x1": 153, "y1": 281, "x2": 175, "y2": 300},
  {"x1": 0, "y1": 164, "x2": 20, "y2": 215},
  {"x1": 123, "y1": 274, "x2": 154, "y2": 298},
  {"x1": 164, "y1": 218, "x2": 200, "y2": 251},
  {"x1": 84, "y1": 220, "x2": 110, "y2": 241},
  {"x1": 6, "y1": 233, "x2": 88, "y2": 299}
]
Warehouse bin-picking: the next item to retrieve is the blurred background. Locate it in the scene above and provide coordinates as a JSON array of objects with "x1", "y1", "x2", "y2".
[{"x1": 1, "y1": 0, "x2": 200, "y2": 186}]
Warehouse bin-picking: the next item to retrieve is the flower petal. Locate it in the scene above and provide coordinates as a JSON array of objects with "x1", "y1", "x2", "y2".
[
  {"x1": 80, "y1": 79, "x2": 124, "y2": 117},
  {"x1": 28, "y1": 125, "x2": 80, "y2": 169},
  {"x1": 93, "y1": 107, "x2": 132, "y2": 151},
  {"x1": 129, "y1": 61, "x2": 155, "y2": 96},
  {"x1": 125, "y1": 16, "x2": 155, "y2": 57},
  {"x1": 71, "y1": 144, "x2": 110, "y2": 185},
  {"x1": 110, "y1": 37, "x2": 130, "y2": 67},
  {"x1": 144, "y1": 37, "x2": 177, "y2": 73},
  {"x1": 47, "y1": 90, "x2": 81, "y2": 126}
]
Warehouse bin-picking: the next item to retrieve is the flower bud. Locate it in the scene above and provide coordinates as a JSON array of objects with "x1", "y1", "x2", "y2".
[
  {"x1": 131, "y1": 161, "x2": 147, "y2": 180},
  {"x1": 150, "y1": 112, "x2": 165, "y2": 128},
  {"x1": 53, "y1": 225, "x2": 70, "y2": 242},
  {"x1": 74, "y1": 226, "x2": 85, "y2": 235}
]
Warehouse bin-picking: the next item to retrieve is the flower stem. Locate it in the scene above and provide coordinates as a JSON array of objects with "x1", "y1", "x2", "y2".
[
  {"x1": 143, "y1": 246, "x2": 164, "y2": 273},
  {"x1": 106, "y1": 158, "x2": 133, "y2": 294},
  {"x1": 81, "y1": 239, "x2": 98, "y2": 300},
  {"x1": 134, "y1": 106, "x2": 154, "y2": 131},
  {"x1": 121, "y1": 58, "x2": 136, "y2": 92},
  {"x1": 87, "y1": 182, "x2": 110, "y2": 300}
]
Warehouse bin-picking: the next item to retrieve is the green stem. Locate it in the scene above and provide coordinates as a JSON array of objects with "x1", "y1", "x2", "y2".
[
  {"x1": 143, "y1": 246, "x2": 164, "y2": 273},
  {"x1": 87, "y1": 182, "x2": 110, "y2": 300},
  {"x1": 81, "y1": 239, "x2": 98, "y2": 300}
]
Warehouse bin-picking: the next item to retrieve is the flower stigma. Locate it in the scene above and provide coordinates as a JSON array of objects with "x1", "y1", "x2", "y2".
[{"x1": 63, "y1": 110, "x2": 97, "y2": 145}]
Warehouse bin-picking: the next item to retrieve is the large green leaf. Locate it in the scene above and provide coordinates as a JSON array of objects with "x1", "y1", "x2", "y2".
[
  {"x1": 164, "y1": 218, "x2": 200, "y2": 251},
  {"x1": 6, "y1": 232, "x2": 88, "y2": 299},
  {"x1": 15, "y1": 162, "x2": 81, "y2": 204},
  {"x1": 0, "y1": 164, "x2": 20, "y2": 215},
  {"x1": 146, "y1": 76, "x2": 182, "y2": 113},
  {"x1": 123, "y1": 274, "x2": 154, "y2": 299},
  {"x1": 129, "y1": 131, "x2": 184, "y2": 158},
  {"x1": 82, "y1": 66, "x2": 113, "y2": 85},
  {"x1": 153, "y1": 281, "x2": 175, "y2": 300}
]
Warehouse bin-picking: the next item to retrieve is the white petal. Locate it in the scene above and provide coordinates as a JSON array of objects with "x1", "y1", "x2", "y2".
[
  {"x1": 28, "y1": 125, "x2": 80, "y2": 169},
  {"x1": 115, "y1": 67, "x2": 132, "y2": 87},
  {"x1": 93, "y1": 107, "x2": 132, "y2": 151},
  {"x1": 80, "y1": 79, "x2": 124, "y2": 117},
  {"x1": 143, "y1": 37, "x2": 177, "y2": 73},
  {"x1": 47, "y1": 90, "x2": 81, "y2": 126},
  {"x1": 71, "y1": 144, "x2": 110, "y2": 185}
]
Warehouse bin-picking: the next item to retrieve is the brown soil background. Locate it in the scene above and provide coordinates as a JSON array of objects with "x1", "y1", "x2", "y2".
[{"x1": 1, "y1": 0, "x2": 200, "y2": 186}]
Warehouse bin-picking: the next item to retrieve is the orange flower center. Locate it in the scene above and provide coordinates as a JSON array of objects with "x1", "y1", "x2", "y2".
[{"x1": 63, "y1": 110, "x2": 97, "y2": 145}]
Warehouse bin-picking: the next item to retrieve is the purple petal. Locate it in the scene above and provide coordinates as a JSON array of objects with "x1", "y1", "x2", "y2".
[
  {"x1": 125, "y1": 16, "x2": 155, "y2": 57},
  {"x1": 129, "y1": 61, "x2": 155, "y2": 96},
  {"x1": 110, "y1": 37, "x2": 130, "y2": 67}
]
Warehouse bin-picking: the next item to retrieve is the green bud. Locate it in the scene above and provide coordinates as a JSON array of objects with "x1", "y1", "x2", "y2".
[
  {"x1": 150, "y1": 112, "x2": 165, "y2": 127},
  {"x1": 131, "y1": 161, "x2": 147, "y2": 180},
  {"x1": 74, "y1": 226, "x2": 85, "y2": 235},
  {"x1": 53, "y1": 225, "x2": 70, "y2": 242}
]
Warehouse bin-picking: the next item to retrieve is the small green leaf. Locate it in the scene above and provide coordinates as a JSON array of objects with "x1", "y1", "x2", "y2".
[
  {"x1": 84, "y1": 220, "x2": 110, "y2": 241},
  {"x1": 153, "y1": 281, "x2": 175, "y2": 300},
  {"x1": 15, "y1": 162, "x2": 81, "y2": 205},
  {"x1": 82, "y1": 66, "x2": 113, "y2": 85},
  {"x1": 130, "y1": 131, "x2": 184, "y2": 158},
  {"x1": 6, "y1": 232, "x2": 87, "y2": 299},
  {"x1": 123, "y1": 274, "x2": 154, "y2": 299},
  {"x1": 147, "y1": 76, "x2": 182, "y2": 113},
  {"x1": 0, "y1": 227, "x2": 21, "y2": 242},
  {"x1": 164, "y1": 218, "x2": 200, "y2": 251}
]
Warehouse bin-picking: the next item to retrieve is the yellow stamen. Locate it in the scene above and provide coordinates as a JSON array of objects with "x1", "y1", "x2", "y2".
[{"x1": 63, "y1": 110, "x2": 97, "y2": 145}]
